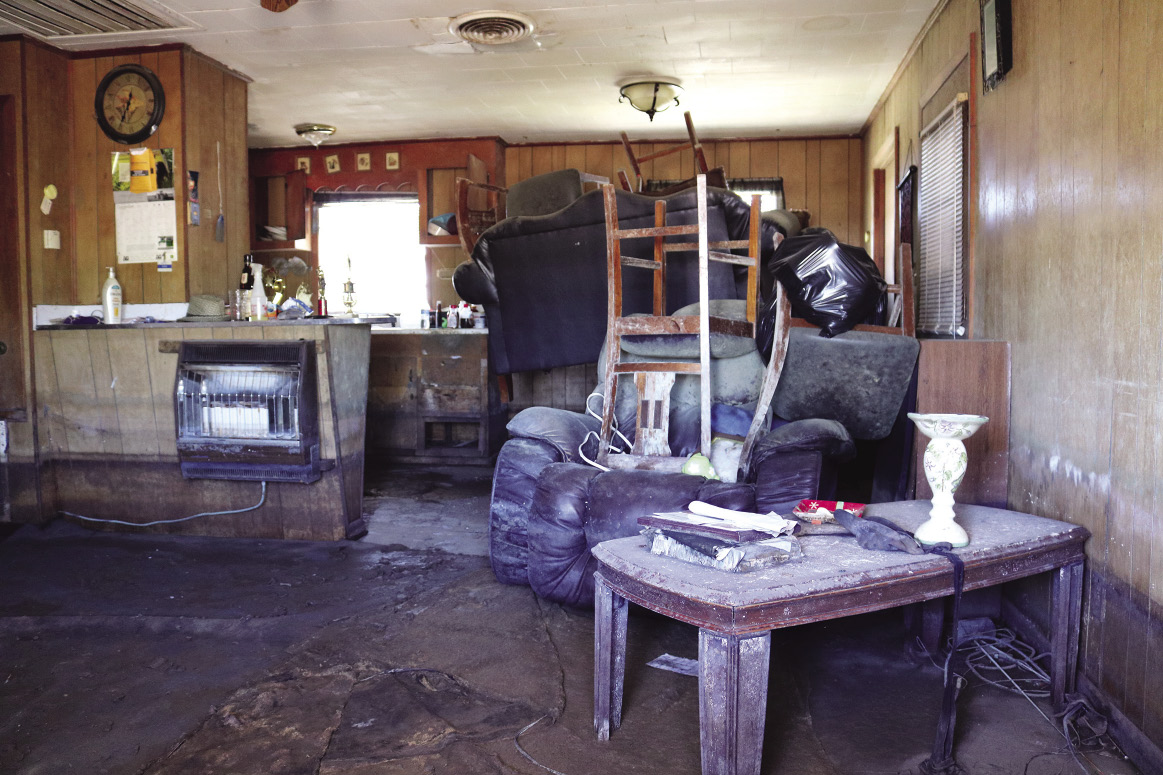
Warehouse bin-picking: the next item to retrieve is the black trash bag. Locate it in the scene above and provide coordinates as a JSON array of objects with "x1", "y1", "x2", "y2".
[{"x1": 760, "y1": 230, "x2": 887, "y2": 345}]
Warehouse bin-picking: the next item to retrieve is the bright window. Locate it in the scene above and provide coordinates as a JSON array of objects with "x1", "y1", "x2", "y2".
[{"x1": 316, "y1": 195, "x2": 427, "y2": 319}]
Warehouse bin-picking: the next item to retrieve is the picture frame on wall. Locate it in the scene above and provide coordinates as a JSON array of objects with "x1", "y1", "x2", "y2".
[
  {"x1": 897, "y1": 165, "x2": 917, "y2": 245},
  {"x1": 980, "y1": 0, "x2": 1013, "y2": 92},
  {"x1": 296, "y1": 157, "x2": 310, "y2": 174}
]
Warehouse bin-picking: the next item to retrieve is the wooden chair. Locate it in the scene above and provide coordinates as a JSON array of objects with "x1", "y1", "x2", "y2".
[
  {"x1": 618, "y1": 111, "x2": 726, "y2": 194},
  {"x1": 456, "y1": 177, "x2": 507, "y2": 256},
  {"x1": 597, "y1": 174, "x2": 762, "y2": 470}
]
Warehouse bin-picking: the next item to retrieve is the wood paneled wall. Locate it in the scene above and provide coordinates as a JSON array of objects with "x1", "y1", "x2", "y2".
[
  {"x1": 865, "y1": 0, "x2": 1163, "y2": 756},
  {"x1": 70, "y1": 47, "x2": 249, "y2": 306},
  {"x1": 0, "y1": 37, "x2": 53, "y2": 518},
  {"x1": 505, "y1": 137, "x2": 864, "y2": 245},
  {"x1": 184, "y1": 51, "x2": 250, "y2": 299}
]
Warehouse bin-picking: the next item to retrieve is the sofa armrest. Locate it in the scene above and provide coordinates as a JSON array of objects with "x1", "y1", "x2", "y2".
[
  {"x1": 506, "y1": 406, "x2": 602, "y2": 464},
  {"x1": 489, "y1": 437, "x2": 566, "y2": 586},
  {"x1": 749, "y1": 418, "x2": 855, "y2": 470},
  {"x1": 451, "y1": 260, "x2": 498, "y2": 305}
]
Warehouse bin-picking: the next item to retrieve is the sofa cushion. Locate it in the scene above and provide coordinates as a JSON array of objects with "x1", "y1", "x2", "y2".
[
  {"x1": 620, "y1": 300, "x2": 757, "y2": 360},
  {"x1": 506, "y1": 406, "x2": 601, "y2": 463},
  {"x1": 772, "y1": 327, "x2": 919, "y2": 440}
]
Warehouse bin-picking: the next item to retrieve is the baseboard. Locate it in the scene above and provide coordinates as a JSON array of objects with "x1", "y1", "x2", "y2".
[{"x1": 1001, "y1": 599, "x2": 1163, "y2": 774}]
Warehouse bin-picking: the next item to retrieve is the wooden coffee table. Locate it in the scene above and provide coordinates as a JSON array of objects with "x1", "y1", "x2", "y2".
[{"x1": 592, "y1": 501, "x2": 1088, "y2": 775}]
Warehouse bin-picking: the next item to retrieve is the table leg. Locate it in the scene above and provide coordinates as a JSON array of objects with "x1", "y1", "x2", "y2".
[
  {"x1": 1050, "y1": 560, "x2": 1084, "y2": 708},
  {"x1": 594, "y1": 574, "x2": 628, "y2": 741},
  {"x1": 698, "y1": 629, "x2": 771, "y2": 775}
]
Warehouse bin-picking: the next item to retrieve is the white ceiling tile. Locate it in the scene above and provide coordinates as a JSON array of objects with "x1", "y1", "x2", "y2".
[{"x1": 9, "y1": 0, "x2": 941, "y2": 146}]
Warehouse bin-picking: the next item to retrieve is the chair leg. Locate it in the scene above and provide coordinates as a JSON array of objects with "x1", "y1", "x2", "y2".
[{"x1": 598, "y1": 335, "x2": 621, "y2": 463}]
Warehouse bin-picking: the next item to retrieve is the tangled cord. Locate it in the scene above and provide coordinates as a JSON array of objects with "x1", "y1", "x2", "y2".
[
  {"x1": 913, "y1": 627, "x2": 1126, "y2": 774},
  {"x1": 578, "y1": 390, "x2": 632, "y2": 471},
  {"x1": 958, "y1": 628, "x2": 1051, "y2": 698}
]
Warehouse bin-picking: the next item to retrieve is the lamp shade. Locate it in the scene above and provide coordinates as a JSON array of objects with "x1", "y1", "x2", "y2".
[
  {"x1": 619, "y1": 80, "x2": 683, "y2": 121},
  {"x1": 294, "y1": 123, "x2": 336, "y2": 147}
]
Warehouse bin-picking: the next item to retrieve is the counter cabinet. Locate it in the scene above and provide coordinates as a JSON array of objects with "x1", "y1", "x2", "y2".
[{"x1": 367, "y1": 329, "x2": 505, "y2": 464}]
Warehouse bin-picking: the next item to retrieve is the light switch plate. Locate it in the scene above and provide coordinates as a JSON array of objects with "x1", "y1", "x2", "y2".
[{"x1": 43, "y1": 229, "x2": 60, "y2": 250}]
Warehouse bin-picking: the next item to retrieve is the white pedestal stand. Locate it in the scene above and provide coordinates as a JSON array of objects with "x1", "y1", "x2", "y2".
[{"x1": 907, "y1": 413, "x2": 989, "y2": 548}]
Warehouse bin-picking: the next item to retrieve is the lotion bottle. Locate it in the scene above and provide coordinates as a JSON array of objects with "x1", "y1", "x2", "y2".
[
  {"x1": 102, "y1": 267, "x2": 122, "y2": 324},
  {"x1": 250, "y1": 263, "x2": 268, "y2": 321}
]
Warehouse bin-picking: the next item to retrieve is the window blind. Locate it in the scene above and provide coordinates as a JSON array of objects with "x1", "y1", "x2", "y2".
[{"x1": 917, "y1": 99, "x2": 967, "y2": 337}]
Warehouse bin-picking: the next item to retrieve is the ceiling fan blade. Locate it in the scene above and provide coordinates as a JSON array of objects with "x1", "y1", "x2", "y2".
[{"x1": 260, "y1": 0, "x2": 297, "y2": 12}]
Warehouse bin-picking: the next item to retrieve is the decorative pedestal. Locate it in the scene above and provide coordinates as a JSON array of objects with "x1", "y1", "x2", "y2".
[{"x1": 907, "y1": 413, "x2": 989, "y2": 547}]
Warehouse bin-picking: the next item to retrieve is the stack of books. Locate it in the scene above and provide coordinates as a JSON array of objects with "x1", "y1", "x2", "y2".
[{"x1": 637, "y1": 510, "x2": 802, "y2": 573}]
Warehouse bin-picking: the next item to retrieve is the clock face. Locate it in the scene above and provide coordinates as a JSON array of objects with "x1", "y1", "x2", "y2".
[{"x1": 95, "y1": 64, "x2": 166, "y2": 144}]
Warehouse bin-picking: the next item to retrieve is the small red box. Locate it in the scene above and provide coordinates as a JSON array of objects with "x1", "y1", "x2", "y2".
[{"x1": 792, "y1": 499, "x2": 866, "y2": 524}]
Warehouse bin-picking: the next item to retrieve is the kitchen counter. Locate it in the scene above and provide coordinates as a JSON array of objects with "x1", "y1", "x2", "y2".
[
  {"x1": 371, "y1": 326, "x2": 486, "y2": 334},
  {"x1": 31, "y1": 321, "x2": 373, "y2": 541},
  {"x1": 36, "y1": 316, "x2": 395, "y2": 331}
]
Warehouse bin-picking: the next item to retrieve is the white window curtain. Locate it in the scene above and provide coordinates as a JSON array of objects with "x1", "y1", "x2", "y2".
[{"x1": 917, "y1": 99, "x2": 967, "y2": 337}]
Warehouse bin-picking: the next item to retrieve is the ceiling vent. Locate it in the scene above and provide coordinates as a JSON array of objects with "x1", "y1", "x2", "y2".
[
  {"x1": 0, "y1": 0, "x2": 187, "y2": 39},
  {"x1": 449, "y1": 10, "x2": 534, "y2": 46}
]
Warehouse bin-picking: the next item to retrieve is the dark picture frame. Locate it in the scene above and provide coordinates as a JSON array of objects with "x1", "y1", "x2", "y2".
[
  {"x1": 980, "y1": 0, "x2": 1013, "y2": 92},
  {"x1": 897, "y1": 165, "x2": 917, "y2": 245}
]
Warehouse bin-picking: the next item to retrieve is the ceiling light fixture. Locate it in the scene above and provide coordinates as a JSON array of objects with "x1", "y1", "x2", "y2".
[
  {"x1": 618, "y1": 79, "x2": 683, "y2": 122},
  {"x1": 295, "y1": 123, "x2": 336, "y2": 147}
]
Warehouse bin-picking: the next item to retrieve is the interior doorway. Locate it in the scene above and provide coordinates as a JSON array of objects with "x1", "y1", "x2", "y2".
[{"x1": 870, "y1": 127, "x2": 900, "y2": 284}]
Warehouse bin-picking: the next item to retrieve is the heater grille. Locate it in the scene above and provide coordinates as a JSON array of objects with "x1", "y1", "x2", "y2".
[
  {"x1": 174, "y1": 340, "x2": 322, "y2": 483},
  {"x1": 176, "y1": 366, "x2": 301, "y2": 443}
]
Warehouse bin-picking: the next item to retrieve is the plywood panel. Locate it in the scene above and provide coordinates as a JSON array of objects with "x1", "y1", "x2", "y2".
[
  {"x1": 750, "y1": 141, "x2": 779, "y2": 179},
  {"x1": 71, "y1": 56, "x2": 100, "y2": 305},
  {"x1": 727, "y1": 141, "x2": 750, "y2": 181},
  {"x1": 803, "y1": 140, "x2": 822, "y2": 229},
  {"x1": 779, "y1": 140, "x2": 807, "y2": 213},
  {"x1": 25, "y1": 43, "x2": 73, "y2": 306},
  {"x1": 819, "y1": 140, "x2": 850, "y2": 239},
  {"x1": 156, "y1": 50, "x2": 186, "y2": 303}
]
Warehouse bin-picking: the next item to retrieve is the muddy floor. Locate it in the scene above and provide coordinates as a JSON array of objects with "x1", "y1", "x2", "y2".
[{"x1": 0, "y1": 462, "x2": 1141, "y2": 775}]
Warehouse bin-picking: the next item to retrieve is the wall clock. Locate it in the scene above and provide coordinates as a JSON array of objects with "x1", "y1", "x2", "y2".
[{"x1": 94, "y1": 64, "x2": 166, "y2": 144}]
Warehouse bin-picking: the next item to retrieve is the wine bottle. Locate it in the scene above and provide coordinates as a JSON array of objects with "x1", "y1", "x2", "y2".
[{"x1": 240, "y1": 254, "x2": 254, "y2": 290}]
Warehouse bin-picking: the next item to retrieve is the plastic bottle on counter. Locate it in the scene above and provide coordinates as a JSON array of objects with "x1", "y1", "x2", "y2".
[
  {"x1": 101, "y1": 266, "x2": 122, "y2": 324},
  {"x1": 250, "y1": 263, "x2": 269, "y2": 321},
  {"x1": 458, "y1": 301, "x2": 473, "y2": 328}
]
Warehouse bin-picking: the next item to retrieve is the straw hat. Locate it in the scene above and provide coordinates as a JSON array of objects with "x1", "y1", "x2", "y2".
[{"x1": 178, "y1": 294, "x2": 230, "y2": 322}]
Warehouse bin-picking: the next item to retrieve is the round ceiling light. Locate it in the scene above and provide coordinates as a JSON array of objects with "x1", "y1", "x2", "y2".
[
  {"x1": 295, "y1": 123, "x2": 336, "y2": 147},
  {"x1": 618, "y1": 78, "x2": 683, "y2": 122},
  {"x1": 450, "y1": 10, "x2": 535, "y2": 45}
]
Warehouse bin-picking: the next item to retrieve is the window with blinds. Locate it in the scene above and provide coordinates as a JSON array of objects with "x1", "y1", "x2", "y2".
[{"x1": 916, "y1": 99, "x2": 968, "y2": 337}]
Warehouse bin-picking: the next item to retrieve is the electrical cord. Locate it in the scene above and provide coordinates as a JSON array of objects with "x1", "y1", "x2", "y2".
[
  {"x1": 578, "y1": 390, "x2": 632, "y2": 471},
  {"x1": 61, "y1": 481, "x2": 267, "y2": 527},
  {"x1": 939, "y1": 628, "x2": 1121, "y2": 775},
  {"x1": 515, "y1": 715, "x2": 569, "y2": 775}
]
